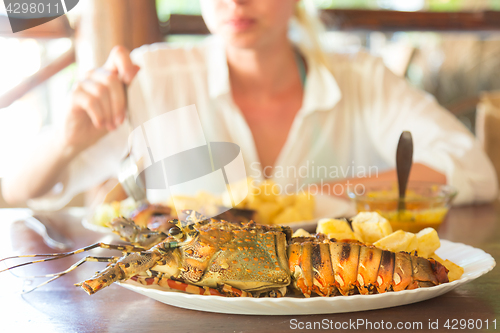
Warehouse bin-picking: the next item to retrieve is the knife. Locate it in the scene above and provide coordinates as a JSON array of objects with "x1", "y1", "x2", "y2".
[{"x1": 24, "y1": 216, "x2": 74, "y2": 250}]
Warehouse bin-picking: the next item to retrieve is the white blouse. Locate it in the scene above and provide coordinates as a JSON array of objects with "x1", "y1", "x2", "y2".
[{"x1": 29, "y1": 36, "x2": 497, "y2": 209}]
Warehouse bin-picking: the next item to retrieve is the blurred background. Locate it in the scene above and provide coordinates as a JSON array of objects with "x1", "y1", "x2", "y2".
[{"x1": 0, "y1": 0, "x2": 499, "y2": 208}]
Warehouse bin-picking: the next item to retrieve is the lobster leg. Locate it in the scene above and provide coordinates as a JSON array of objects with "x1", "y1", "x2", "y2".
[
  {"x1": 0, "y1": 243, "x2": 146, "y2": 273},
  {"x1": 162, "y1": 278, "x2": 225, "y2": 296},
  {"x1": 131, "y1": 275, "x2": 255, "y2": 297},
  {"x1": 131, "y1": 275, "x2": 221, "y2": 295},
  {"x1": 110, "y1": 217, "x2": 167, "y2": 248},
  {"x1": 79, "y1": 251, "x2": 163, "y2": 295},
  {"x1": 22, "y1": 256, "x2": 118, "y2": 294}
]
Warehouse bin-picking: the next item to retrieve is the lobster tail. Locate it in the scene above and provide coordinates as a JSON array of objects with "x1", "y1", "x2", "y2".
[
  {"x1": 357, "y1": 246, "x2": 382, "y2": 294},
  {"x1": 329, "y1": 242, "x2": 361, "y2": 296},
  {"x1": 393, "y1": 252, "x2": 414, "y2": 291},
  {"x1": 288, "y1": 237, "x2": 338, "y2": 297},
  {"x1": 376, "y1": 250, "x2": 395, "y2": 293},
  {"x1": 312, "y1": 243, "x2": 337, "y2": 296},
  {"x1": 429, "y1": 258, "x2": 450, "y2": 284},
  {"x1": 288, "y1": 236, "x2": 449, "y2": 297},
  {"x1": 413, "y1": 257, "x2": 449, "y2": 286}
]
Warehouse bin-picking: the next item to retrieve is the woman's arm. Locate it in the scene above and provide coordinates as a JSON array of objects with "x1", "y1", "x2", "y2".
[
  {"x1": 1, "y1": 46, "x2": 139, "y2": 206},
  {"x1": 2, "y1": 130, "x2": 79, "y2": 204},
  {"x1": 363, "y1": 55, "x2": 497, "y2": 204},
  {"x1": 351, "y1": 163, "x2": 446, "y2": 184}
]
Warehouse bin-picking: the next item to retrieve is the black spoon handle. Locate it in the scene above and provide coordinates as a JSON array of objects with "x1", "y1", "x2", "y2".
[{"x1": 396, "y1": 131, "x2": 414, "y2": 211}]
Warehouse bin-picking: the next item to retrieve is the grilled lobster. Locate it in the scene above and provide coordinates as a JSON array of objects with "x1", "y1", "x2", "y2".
[{"x1": 0, "y1": 211, "x2": 448, "y2": 297}]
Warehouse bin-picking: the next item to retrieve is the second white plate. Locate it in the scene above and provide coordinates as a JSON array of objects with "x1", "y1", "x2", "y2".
[
  {"x1": 281, "y1": 194, "x2": 355, "y2": 231},
  {"x1": 82, "y1": 194, "x2": 356, "y2": 233}
]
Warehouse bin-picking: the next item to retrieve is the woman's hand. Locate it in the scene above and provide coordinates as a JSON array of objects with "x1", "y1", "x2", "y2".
[
  {"x1": 62, "y1": 46, "x2": 140, "y2": 153},
  {"x1": 2, "y1": 46, "x2": 141, "y2": 205}
]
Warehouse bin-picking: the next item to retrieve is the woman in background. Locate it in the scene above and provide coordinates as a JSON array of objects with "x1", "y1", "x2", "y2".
[{"x1": 2, "y1": 0, "x2": 497, "y2": 208}]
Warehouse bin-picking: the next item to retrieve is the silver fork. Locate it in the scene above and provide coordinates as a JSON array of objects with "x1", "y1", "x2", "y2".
[
  {"x1": 118, "y1": 155, "x2": 148, "y2": 204},
  {"x1": 24, "y1": 216, "x2": 74, "y2": 250},
  {"x1": 118, "y1": 83, "x2": 148, "y2": 205}
]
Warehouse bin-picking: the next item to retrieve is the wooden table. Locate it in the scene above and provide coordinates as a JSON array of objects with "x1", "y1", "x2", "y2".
[{"x1": 0, "y1": 205, "x2": 498, "y2": 333}]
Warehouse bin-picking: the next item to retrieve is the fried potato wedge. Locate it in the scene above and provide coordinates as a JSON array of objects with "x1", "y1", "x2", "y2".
[
  {"x1": 351, "y1": 212, "x2": 393, "y2": 243},
  {"x1": 416, "y1": 228, "x2": 441, "y2": 258},
  {"x1": 373, "y1": 230, "x2": 417, "y2": 253}
]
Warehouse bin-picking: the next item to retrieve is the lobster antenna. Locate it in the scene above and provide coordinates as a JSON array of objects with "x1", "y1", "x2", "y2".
[
  {"x1": 0, "y1": 242, "x2": 145, "y2": 274},
  {"x1": 0, "y1": 252, "x2": 70, "y2": 263},
  {"x1": 15, "y1": 256, "x2": 119, "y2": 279},
  {"x1": 0, "y1": 254, "x2": 73, "y2": 274}
]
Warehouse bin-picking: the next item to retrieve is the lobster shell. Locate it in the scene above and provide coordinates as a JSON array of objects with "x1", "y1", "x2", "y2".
[{"x1": 288, "y1": 236, "x2": 449, "y2": 297}]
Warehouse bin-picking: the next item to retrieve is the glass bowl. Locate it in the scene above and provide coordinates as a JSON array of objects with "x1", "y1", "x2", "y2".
[{"x1": 347, "y1": 181, "x2": 457, "y2": 233}]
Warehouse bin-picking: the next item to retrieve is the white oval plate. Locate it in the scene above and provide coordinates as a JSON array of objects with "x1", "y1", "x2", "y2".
[
  {"x1": 81, "y1": 217, "x2": 111, "y2": 234},
  {"x1": 117, "y1": 240, "x2": 495, "y2": 315}
]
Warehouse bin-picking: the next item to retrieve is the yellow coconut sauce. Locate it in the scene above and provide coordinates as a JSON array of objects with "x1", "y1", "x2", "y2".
[{"x1": 355, "y1": 188, "x2": 449, "y2": 233}]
